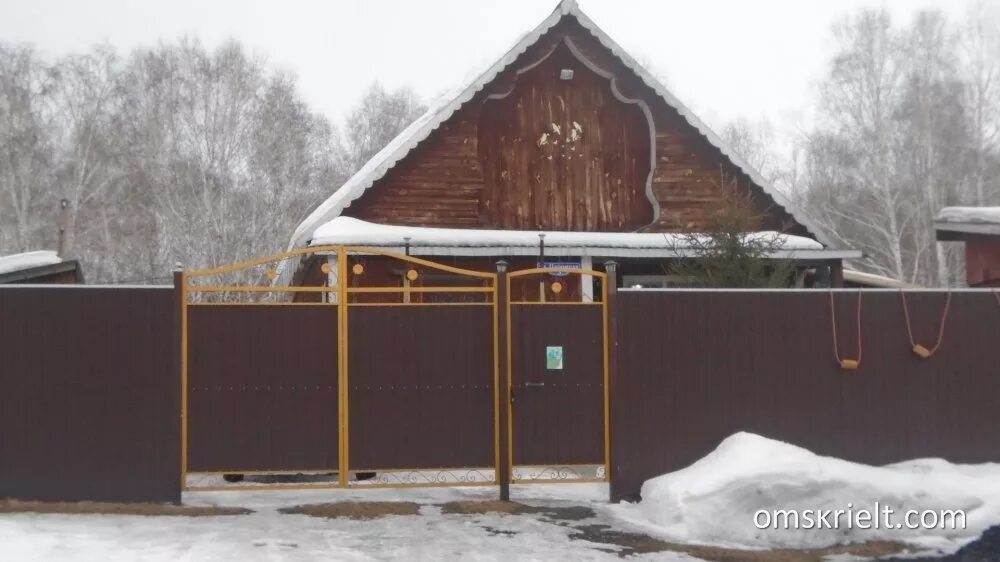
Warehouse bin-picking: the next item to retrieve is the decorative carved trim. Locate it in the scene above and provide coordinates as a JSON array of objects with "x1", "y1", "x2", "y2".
[{"x1": 480, "y1": 36, "x2": 660, "y2": 230}]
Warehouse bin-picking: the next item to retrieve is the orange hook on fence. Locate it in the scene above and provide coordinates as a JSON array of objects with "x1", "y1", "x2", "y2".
[
  {"x1": 830, "y1": 291, "x2": 862, "y2": 370},
  {"x1": 900, "y1": 291, "x2": 951, "y2": 359}
]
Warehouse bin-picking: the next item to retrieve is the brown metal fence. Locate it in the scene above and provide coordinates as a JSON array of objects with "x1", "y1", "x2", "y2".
[
  {"x1": 7, "y1": 273, "x2": 1000, "y2": 505},
  {"x1": 348, "y1": 305, "x2": 495, "y2": 479},
  {"x1": 186, "y1": 304, "x2": 339, "y2": 473},
  {"x1": 610, "y1": 289, "x2": 1000, "y2": 501},
  {"x1": 0, "y1": 286, "x2": 179, "y2": 503}
]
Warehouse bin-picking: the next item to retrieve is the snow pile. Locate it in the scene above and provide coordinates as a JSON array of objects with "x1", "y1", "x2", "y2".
[
  {"x1": 936, "y1": 206, "x2": 1000, "y2": 225},
  {"x1": 0, "y1": 250, "x2": 61, "y2": 275},
  {"x1": 309, "y1": 216, "x2": 824, "y2": 256},
  {"x1": 613, "y1": 432, "x2": 1000, "y2": 551}
]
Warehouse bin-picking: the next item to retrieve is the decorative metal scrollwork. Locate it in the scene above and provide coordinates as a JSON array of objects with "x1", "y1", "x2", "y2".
[{"x1": 512, "y1": 465, "x2": 605, "y2": 481}]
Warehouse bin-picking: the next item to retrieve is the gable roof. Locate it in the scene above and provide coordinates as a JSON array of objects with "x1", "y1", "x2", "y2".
[{"x1": 289, "y1": 0, "x2": 835, "y2": 250}]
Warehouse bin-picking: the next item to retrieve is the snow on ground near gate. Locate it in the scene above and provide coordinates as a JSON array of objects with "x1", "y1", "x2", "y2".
[
  {"x1": 0, "y1": 484, "x2": 697, "y2": 562},
  {"x1": 0, "y1": 250, "x2": 61, "y2": 275},
  {"x1": 611, "y1": 432, "x2": 1000, "y2": 553}
]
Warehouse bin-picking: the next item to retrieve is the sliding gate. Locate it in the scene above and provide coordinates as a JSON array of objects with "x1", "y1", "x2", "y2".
[{"x1": 182, "y1": 247, "x2": 497, "y2": 490}]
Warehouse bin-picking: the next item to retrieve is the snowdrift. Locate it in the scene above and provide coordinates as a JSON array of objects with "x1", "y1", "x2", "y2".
[{"x1": 612, "y1": 433, "x2": 1000, "y2": 552}]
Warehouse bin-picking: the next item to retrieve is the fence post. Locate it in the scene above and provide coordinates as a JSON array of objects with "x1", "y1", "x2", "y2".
[
  {"x1": 830, "y1": 260, "x2": 844, "y2": 288},
  {"x1": 173, "y1": 265, "x2": 186, "y2": 498},
  {"x1": 495, "y1": 260, "x2": 511, "y2": 501},
  {"x1": 604, "y1": 260, "x2": 621, "y2": 503}
]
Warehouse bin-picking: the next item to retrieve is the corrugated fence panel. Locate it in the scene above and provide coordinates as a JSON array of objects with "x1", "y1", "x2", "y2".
[
  {"x1": 0, "y1": 287, "x2": 179, "y2": 503},
  {"x1": 348, "y1": 305, "x2": 494, "y2": 470},
  {"x1": 187, "y1": 304, "x2": 339, "y2": 472},
  {"x1": 510, "y1": 304, "x2": 605, "y2": 466},
  {"x1": 612, "y1": 290, "x2": 1000, "y2": 501}
]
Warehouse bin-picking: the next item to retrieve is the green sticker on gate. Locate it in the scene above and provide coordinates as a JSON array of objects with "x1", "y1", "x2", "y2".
[{"x1": 546, "y1": 346, "x2": 563, "y2": 370}]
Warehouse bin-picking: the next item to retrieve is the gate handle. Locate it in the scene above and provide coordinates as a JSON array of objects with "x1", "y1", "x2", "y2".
[{"x1": 525, "y1": 382, "x2": 545, "y2": 388}]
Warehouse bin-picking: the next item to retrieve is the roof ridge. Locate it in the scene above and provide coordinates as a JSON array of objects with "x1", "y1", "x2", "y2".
[{"x1": 558, "y1": 0, "x2": 580, "y2": 15}]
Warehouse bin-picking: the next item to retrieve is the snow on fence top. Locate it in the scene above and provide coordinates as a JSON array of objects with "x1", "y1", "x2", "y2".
[
  {"x1": 0, "y1": 250, "x2": 62, "y2": 276},
  {"x1": 309, "y1": 217, "x2": 859, "y2": 260},
  {"x1": 936, "y1": 206, "x2": 1000, "y2": 225}
]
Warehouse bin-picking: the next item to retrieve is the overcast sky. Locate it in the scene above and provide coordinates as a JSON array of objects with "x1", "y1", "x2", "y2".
[{"x1": 0, "y1": 0, "x2": 985, "y2": 141}]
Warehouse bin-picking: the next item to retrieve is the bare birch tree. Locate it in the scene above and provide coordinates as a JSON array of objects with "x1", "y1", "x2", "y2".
[
  {"x1": 959, "y1": 1, "x2": 1000, "y2": 207},
  {"x1": 51, "y1": 45, "x2": 126, "y2": 278},
  {"x1": 343, "y1": 82, "x2": 425, "y2": 173},
  {"x1": 800, "y1": 9, "x2": 916, "y2": 281},
  {"x1": 0, "y1": 44, "x2": 57, "y2": 253}
]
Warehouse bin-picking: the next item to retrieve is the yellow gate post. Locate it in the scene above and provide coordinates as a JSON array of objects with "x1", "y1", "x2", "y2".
[
  {"x1": 495, "y1": 260, "x2": 511, "y2": 501},
  {"x1": 337, "y1": 248, "x2": 349, "y2": 487}
]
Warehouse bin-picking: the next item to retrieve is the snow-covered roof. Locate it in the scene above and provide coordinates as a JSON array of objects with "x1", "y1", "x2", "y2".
[
  {"x1": 935, "y1": 206, "x2": 1000, "y2": 236},
  {"x1": 0, "y1": 250, "x2": 62, "y2": 276},
  {"x1": 309, "y1": 217, "x2": 860, "y2": 260},
  {"x1": 288, "y1": 0, "x2": 836, "y2": 252},
  {"x1": 937, "y1": 206, "x2": 1000, "y2": 224}
]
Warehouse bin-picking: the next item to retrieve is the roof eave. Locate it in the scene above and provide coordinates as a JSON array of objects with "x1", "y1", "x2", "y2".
[
  {"x1": 934, "y1": 221, "x2": 1000, "y2": 238},
  {"x1": 307, "y1": 244, "x2": 860, "y2": 261}
]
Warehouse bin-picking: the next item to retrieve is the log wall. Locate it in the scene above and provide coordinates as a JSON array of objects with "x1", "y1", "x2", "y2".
[{"x1": 349, "y1": 18, "x2": 804, "y2": 237}]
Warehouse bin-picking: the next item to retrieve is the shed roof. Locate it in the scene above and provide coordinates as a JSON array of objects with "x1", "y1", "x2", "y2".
[
  {"x1": 0, "y1": 251, "x2": 82, "y2": 284},
  {"x1": 935, "y1": 207, "x2": 1000, "y2": 238},
  {"x1": 0, "y1": 251, "x2": 62, "y2": 276},
  {"x1": 289, "y1": 0, "x2": 836, "y2": 251}
]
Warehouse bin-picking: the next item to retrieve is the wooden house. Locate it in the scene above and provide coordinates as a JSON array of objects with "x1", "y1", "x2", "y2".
[
  {"x1": 935, "y1": 207, "x2": 1000, "y2": 287},
  {"x1": 285, "y1": 0, "x2": 859, "y2": 301}
]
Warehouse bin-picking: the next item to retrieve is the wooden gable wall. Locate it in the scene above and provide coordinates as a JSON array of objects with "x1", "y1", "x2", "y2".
[{"x1": 347, "y1": 18, "x2": 807, "y2": 237}]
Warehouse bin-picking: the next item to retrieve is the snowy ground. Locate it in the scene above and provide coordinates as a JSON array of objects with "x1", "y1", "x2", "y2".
[
  {"x1": 6, "y1": 434, "x2": 1000, "y2": 560},
  {"x1": 612, "y1": 433, "x2": 1000, "y2": 556},
  {"x1": 0, "y1": 484, "x2": 698, "y2": 562}
]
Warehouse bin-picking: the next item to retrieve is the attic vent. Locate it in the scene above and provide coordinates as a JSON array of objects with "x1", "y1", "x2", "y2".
[{"x1": 559, "y1": 68, "x2": 574, "y2": 80}]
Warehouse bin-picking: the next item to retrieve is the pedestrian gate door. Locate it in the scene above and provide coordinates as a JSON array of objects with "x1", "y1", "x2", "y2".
[{"x1": 505, "y1": 267, "x2": 610, "y2": 484}]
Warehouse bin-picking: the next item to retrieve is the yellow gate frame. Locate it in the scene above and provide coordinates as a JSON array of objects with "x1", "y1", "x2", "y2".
[
  {"x1": 180, "y1": 246, "x2": 499, "y2": 491},
  {"x1": 505, "y1": 267, "x2": 611, "y2": 484}
]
